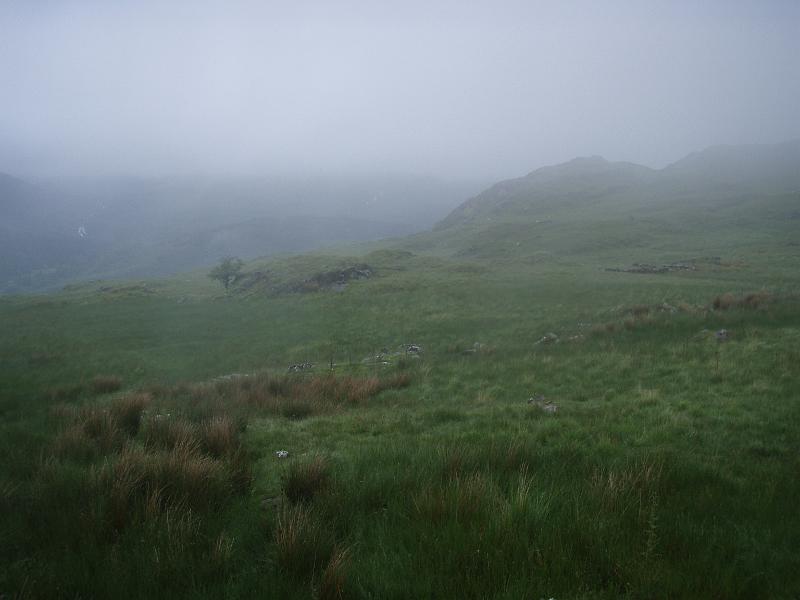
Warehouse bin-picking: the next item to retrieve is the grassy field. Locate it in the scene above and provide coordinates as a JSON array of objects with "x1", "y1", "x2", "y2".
[{"x1": 1, "y1": 166, "x2": 800, "y2": 598}]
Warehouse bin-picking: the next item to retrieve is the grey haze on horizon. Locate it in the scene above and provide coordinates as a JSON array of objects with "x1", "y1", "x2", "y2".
[{"x1": 1, "y1": 0, "x2": 799, "y2": 182}]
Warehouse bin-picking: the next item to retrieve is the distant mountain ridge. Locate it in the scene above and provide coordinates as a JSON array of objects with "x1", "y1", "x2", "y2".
[
  {"x1": 437, "y1": 140, "x2": 800, "y2": 229},
  {"x1": 662, "y1": 139, "x2": 800, "y2": 189},
  {"x1": 437, "y1": 156, "x2": 656, "y2": 229}
]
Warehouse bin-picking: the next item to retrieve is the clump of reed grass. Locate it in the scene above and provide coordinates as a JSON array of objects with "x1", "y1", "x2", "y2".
[
  {"x1": 712, "y1": 291, "x2": 773, "y2": 311},
  {"x1": 47, "y1": 382, "x2": 86, "y2": 403},
  {"x1": 629, "y1": 304, "x2": 651, "y2": 317},
  {"x1": 742, "y1": 291, "x2": 773, "y2": 309},
  {"x1": 109, "y1": 393, "x2": 150, "y2": 436},
  {"x1": 51, "y1": 424, "x2": 98, "y2": 462},
  {"x1": 317, "y1": 546, "x2": 352, "y2": 600},
  {"x1": 141, "y1": 415, "x2": 198, "y2": 451},
  {"x1": 280, "y1": 398, "x2": 317, "y2": 420},
  {"x1": 274, "y1": 503, "x2": 335, "y2": 578},
  {"x1": 79, "y1": 408, "x2": 125, "y2": 454},
  {"x1": 712, "y1": 292, "x2": 738, "y2": 310},
  {"x1": 103, "y1": 441, "x2": 230, "y2": 532},
  {"x1": 199, "y1": 415, "x2": 238, "y2": 457},
  {"x1": 90, "y1": 375, "x2": 123, "y2": 395},
  {"x1": 227, "y1": 447, "x2": 254, "y2": 495},
  {"x1": 151, "y1": 371, "x2": 412, "y2": 421},
  {"x1": 414, "y1": 473, "x2": 500, "y2": 526},
  {"x1": 282, "y1": 455, "x2": 331, "y2": 504}
]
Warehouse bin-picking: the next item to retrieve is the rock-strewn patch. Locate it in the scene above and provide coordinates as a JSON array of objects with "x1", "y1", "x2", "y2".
[
  {"x1": 234, "y1": 263, "x2": 373, "y2": 295},
  {"x1": 294, "y1": 264, "x2": 373, "y2": 293},
  {"x1": 605, "y1": 257, "x2": 724, "y2": 275}
]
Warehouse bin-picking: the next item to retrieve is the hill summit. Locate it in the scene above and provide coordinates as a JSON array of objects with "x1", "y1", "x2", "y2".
[{"x1": 437, "y1": 140, "x2": 800, "y2": 230}]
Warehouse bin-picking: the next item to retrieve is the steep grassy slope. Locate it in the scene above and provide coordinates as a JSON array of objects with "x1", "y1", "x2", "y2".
[
  {"x1": 1, "y1": 143, "x2": 799, "y2": 598},
  {"x1": 425, "y1": 142, "x2": 800, "y2": 267}
]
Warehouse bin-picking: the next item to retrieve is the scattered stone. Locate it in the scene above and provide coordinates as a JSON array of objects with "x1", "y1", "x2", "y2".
[
  {"x1": 288, "y1": 362, "x2": 313, "y2": 373},
  {"x1": 715, "y1": 329, "x2": 729, "y2": 342},
  {"x1": 528, "y1": 394, "x2": 557, "y2": 413},
  {"x1": 534, "y1": 333, "x2": 559, "y2": 345},
  {"x1": 605, "y1": 262, "x2": 696, "y2": 275},
  {"x1": 462, "y1": 342, "x2": 484, "y2": 355},
  {"x1": 235, "y1": 269, "x2": 270, "y2": 292},
  {"x1": 97, "y1": 283, "x2": 156, "y2": 295},
  {"x1": 406, "y1": 344, "x2": 422, "y2": 354},
  {"x1": 362, "y1": 352, "x2": 393, "y2": 366},
  {"x1": 213, "y1": 372, "x2": 250, "y2": 381},
  {"x1": 606, "y1": 256, "x2": 728, "y2": 275},
  {"x1": 297, "y1": 264, "x2": 373, "y2": 292},
  {"x1": 275, "y1": 450, "x2": 289, "y2": 458}
]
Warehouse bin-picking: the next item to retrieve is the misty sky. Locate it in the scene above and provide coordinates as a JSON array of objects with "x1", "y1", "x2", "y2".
[{"x1": 1, "y1": 0, "x2": 799, "y2": 180}]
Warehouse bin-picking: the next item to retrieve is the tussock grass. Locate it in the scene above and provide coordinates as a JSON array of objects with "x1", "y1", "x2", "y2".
[
  {"x1": 317, "y1": 546, "x2": 352, "y2": 600},
  {"x1": 628, "y1": 303, "x2": 651, "y2": 317},
  {"x1": 282, "y1": 455, "x2": 331, "y2": 504},
  {"x1": 414, "y1": 472, "x2": 501, "y2": 525},
  {"x1": 5, "y1": 371, "x2": 409, "y2": 597},
  {"x1": 142, "y1": 415, "x2": 198, "y2": 451},
  {"x1": 79, "y1": 408, "x2": 126, "y2": 454},
  {"x1": 589, "y1": 458, "x2": 664, "y2": 513},
  {"x1": 109, "y1": 393, "x2": 150, "y2": 436},
  {"x1": 103, "y1": 442, "x2": 231, "y2": 532},
  {"x1": 712, "y1": 290, "x2": 773, "y2": 310},
  {"x1": 199, "y1": 415, "x2": 239, "y2": 457},
  {"x1": 280, "y1": 397, "x2": 316, "y2": 420},
  {"x1": 47, "y1": 382, "x2": 86, "y2": 403},
  {"x1": 274, "y1": 503, "x2": 336, "y2": 578},
  {"x1": 20, "y1": 390, "x2": 256, "y2": 593},
  {"x1": 148, "y1": 371, "x2": 411, "y2": 421},
  {"x1": 51, "y1": 424, "x2": 98, "y2": 461},
  {"x1": 90, "y1": 375, "x2": 123, "y2": 395}
]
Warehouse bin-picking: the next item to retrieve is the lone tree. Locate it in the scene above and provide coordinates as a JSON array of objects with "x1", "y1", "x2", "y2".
[{"x1": 209, "y1": 256, "x2": 244, "y2": 291}]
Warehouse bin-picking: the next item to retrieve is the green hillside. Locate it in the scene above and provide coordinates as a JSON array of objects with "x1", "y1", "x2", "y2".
[{"x1": 1, "y1": 142, "x2": 799, "y2": 598}]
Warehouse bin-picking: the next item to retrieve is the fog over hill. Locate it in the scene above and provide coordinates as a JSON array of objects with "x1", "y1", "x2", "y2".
[
  {"x1": 437, "y1": 140, "x2": 800, "y2": 230},
  {"x1": 2, "y1": 1, "x2": 798, "y2": 294},
  {"x1": 3, "y1": 140, "x2": 799, "y2": 294},
  {"x1": 0, "y1": 174, "x2": 482, "y2": 293}
]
